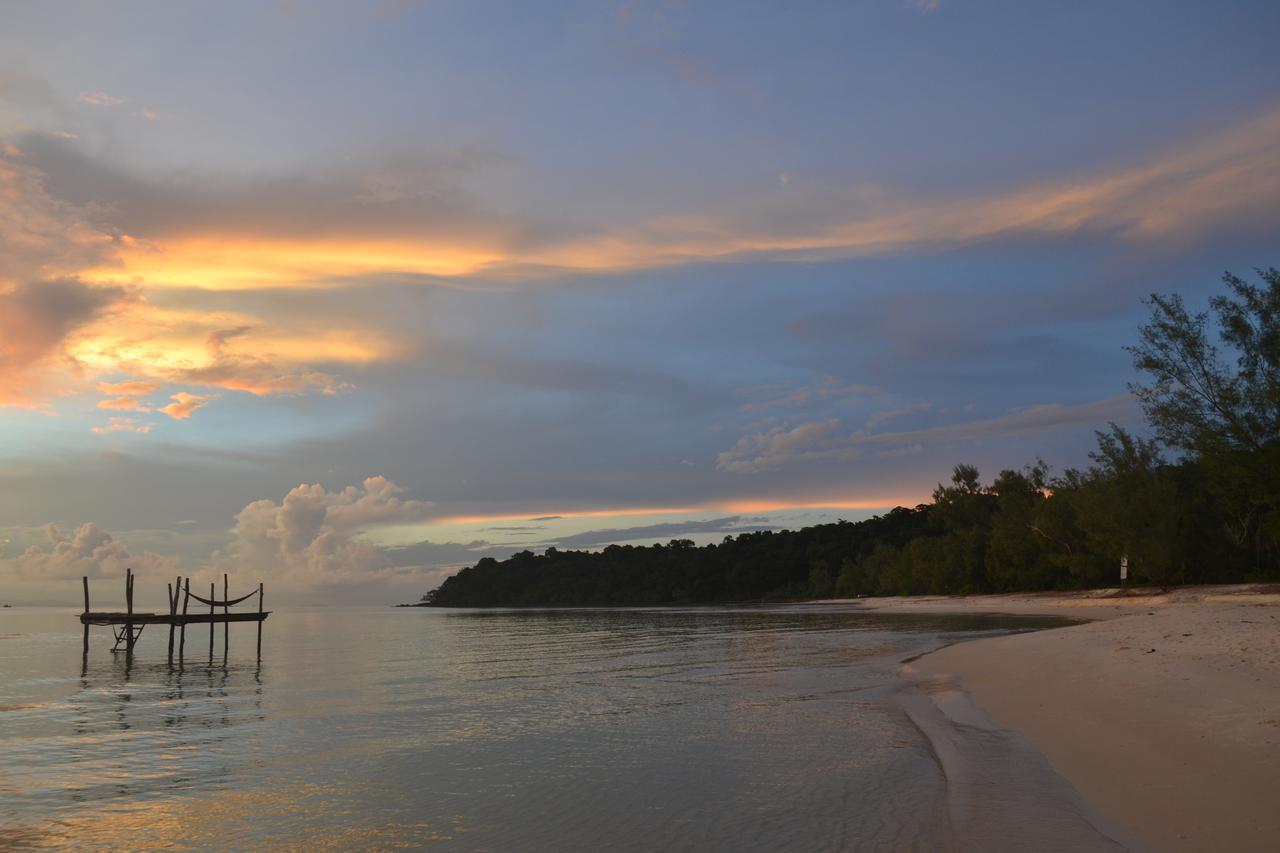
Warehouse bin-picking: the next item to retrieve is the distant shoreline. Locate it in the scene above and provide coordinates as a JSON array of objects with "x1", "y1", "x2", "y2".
[{"x1": 857, "y1": 585, "x2": 1280, "y2": 852}]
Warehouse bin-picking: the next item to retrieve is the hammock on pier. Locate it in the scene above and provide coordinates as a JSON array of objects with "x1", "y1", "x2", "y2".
[{"x1": 186, "y1": 588, "x2": 259, "y2": 607}]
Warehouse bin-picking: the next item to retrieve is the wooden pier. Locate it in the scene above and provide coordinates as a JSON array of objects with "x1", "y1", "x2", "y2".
[{"x1": 79, "y1": 568, "x2": 270, "y2": 662}]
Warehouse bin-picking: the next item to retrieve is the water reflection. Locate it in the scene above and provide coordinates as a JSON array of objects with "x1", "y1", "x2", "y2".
[{"x1": 3, "y1": 605, "x2": 1081, "y2": 851}]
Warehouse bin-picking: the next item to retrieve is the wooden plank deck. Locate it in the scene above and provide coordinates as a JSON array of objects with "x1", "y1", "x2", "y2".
[{"x1": 81, "y1": 611, "x2": 271, "y2": 625}]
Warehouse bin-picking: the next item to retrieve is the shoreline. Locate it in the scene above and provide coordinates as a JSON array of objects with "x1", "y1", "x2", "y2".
[{"x1": 852, "y1": 585, "x2": 1280, "y2": 852}]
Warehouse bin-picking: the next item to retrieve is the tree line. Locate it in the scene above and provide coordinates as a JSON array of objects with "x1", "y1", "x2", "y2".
[{"x1": 422, "y1": 268, "x2": 1280, "y2": 607}]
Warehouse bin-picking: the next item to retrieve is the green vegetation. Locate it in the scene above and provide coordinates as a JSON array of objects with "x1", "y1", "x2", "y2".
[{"x1": 422, "y1": 268, "x2": 1280, "y2": 607}]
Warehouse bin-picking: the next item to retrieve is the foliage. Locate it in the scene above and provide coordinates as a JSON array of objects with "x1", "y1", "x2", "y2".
[{"x1": 1128, "y1": 268, "x2": 1280, "y2": 566}]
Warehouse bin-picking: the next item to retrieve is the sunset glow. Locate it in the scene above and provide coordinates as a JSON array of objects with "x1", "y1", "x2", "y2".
[{"x1": 2, "y1": 1, "x2": 1278, "y2": 603}]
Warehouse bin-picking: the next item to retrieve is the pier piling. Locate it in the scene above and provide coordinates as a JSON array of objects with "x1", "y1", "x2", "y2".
[
  {"x1": 125, "y1": 568, "x2": 135, "y2": 654},
  {"x1": 179, "y1": 578, "x2": 190, "y2": 662},
  {"x1": 166, "y1": 578, "x2": 177, "y2": 663},
  {"x1": 82, "y1": 576, "x2": 89, "y2": 656},
  {"x1": 208, "y1": 582, "x2": 215, "y2": 659},
  {"x1": 257, "y1": 582, "x2": 264, "y2": 660}
]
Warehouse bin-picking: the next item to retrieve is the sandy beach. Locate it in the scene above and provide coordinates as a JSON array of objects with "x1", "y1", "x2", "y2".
[{"x1": 850, "y1": 585, "x2": 1280, "y2": 852}]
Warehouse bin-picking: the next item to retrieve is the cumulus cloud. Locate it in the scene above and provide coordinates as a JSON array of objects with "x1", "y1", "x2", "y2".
[
  {"x1": 3, "y1": 522, "x2": 174, "y2": 580},
  {"x1": 717, "y1": 395, "x2": 1139, "y2": 473},
  {"x1": 213, "y1": 476, "x2": 433, "y2": 587}
]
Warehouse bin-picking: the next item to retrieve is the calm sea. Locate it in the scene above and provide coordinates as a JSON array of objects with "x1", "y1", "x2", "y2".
[{"x1": 1, "y1": 605, "x2": 1130, "y2": 851}]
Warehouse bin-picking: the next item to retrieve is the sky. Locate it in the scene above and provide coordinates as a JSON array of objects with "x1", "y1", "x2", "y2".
[{"x1": 2, "y1": 0, "x2": 1279, "y2": 604}]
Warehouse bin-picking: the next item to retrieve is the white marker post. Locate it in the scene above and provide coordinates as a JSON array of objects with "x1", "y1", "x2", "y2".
[{"x1": 1120, "y1": 554, "x2": 1129, "y2": 587}]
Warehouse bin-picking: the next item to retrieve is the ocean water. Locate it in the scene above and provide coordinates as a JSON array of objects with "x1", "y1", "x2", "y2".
[{"x1": 1, "y1": 605, "x2": 1130, "y2": 851}]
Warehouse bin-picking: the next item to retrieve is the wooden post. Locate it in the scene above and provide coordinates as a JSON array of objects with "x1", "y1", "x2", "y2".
[
  {"x1": 166, "y1": 579, "x2": 176, "y2": 663},
  {"x1": 208, "y1": 582, "x2": 215, "y2": 659},
  {"x1": 256, "y1": 582, "x2": 264, "y2": 659},
  {"x1": 82, "y1": 576, "x2": 90, "y2": 656},
  {"x1": 179, "y1": 578, "x2": 190, "y2": 661},
  {"x1": 223, "y1": 573, "x2": 229, "y2": 659},
  {"x1": 125, "y1": 568, "x2": 135, "y2": 653}
]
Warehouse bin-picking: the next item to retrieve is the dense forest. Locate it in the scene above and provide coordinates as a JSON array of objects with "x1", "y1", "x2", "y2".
[{"x1": 421, "y1": 269, "x2": 1280, "y2": 607}]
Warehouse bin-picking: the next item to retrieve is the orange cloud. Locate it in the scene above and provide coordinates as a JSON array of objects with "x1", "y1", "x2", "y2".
[
  {"x1": 6, "y1": 106, "x2": 1280, "y2": 418},
  {"x1": 97, "y1": 380, "x2": 160, "y2": 396},
  {"x1": 158, "y1": 391, "x2": 209, "y2": 420},
  {"x1": 97, "y1": 395, "x2": 152, "y2": 411},
  {"x1": 66, "y1": 303, "x2": 393, "y2": 407},
  {"x1": 426, "y1": 496, "x2": 925, "y2": 528},
  {"x1": 428, "y1": 505, "x2": 702, "y2": 526},
  {"x1": 0, "y1": 280, "x2": 132, "y2": 407},
  {"x1": 518, "y1": 112, "x2": 1280, "y2": 273},
  {"x1": 86, "y1": 234, "x2": 507, "y2": 290},
  {"x1": 90, "y1": 416, "x2": 152, "y2": 434},
  {"x1": 18, "y1": 104, "x2": 1279, "y2": 301}
]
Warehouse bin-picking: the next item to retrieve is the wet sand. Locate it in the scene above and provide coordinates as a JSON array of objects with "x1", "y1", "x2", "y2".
[{"x1": 849, "y1": 586, "x2": 1280, "y2": 852}]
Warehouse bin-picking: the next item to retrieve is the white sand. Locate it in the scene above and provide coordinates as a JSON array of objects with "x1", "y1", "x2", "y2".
[{"x1": 853, "y1": 585, "x2": 1280, "y2": 852}]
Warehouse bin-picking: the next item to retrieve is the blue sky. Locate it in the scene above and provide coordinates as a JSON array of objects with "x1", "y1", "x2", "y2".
[{"x1": 2, "y1": 1, "x2": 1278, "y2": 602}]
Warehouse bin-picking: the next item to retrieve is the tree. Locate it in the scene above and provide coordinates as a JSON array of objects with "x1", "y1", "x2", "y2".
[
  {"x1": 1128, "y1": 268, "x2": 1280, "y2": 567},
  {"x1": 1075, "y1": 425, "x2": 1185, "y2": 588},
  {"x1": 985, "y1": 463, "x2": 1053, "y2": 590},
  {"x1": 931, "y1": 464, "x2": 994, "y2": 593}
]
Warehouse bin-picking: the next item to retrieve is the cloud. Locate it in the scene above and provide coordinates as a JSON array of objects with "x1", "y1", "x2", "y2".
[
  {"x1": 526, "y1": 108, "x2": 1280, "y2": 274},
  {"x1": 717, "y1": 395, "x2": 1139, "y2": 473},
  {"x1": 0, "y1": 140, "x2": 386, "y2": 410},
  {"x1": 158, "y1": 391, "x2": 209, "y2": 420},
  {"x1": 78, "y1": 91, "x2": 125, "y2": 107},
  {"x1": 97, "y1": 396, "x2": 151, "y2": 411},
  {"x1": 212, "y1": 476, "x2": 433, "y2": 587},
  {"x1": 739, "y1": 377, "x2": 877, "y2": 412},
  {"x1": 98, "y1": 380, "x2": 160, "y2": 396},
  {"x1": 170, "y1": 327, "x2": 349, "y2": 396},
  {"x1": 863, "y1": 401, "x2": 932, "y2": 431},
  {"x1": 549, "y1": 516, "x2": 777, "y2": 549},
  {"x1": 91, "y1": 416, "x2": 152, "y2": 434},
  {"x1": 132, "y1": 107, "x2": 157, "y2": 122},
  {"x1": 381, "y1": 538, "x2": 516, "y2": 568},
  {"x1": 0, "y1": 279, "x2": 133, "y2": 406},
  {"x1": 0, "y1": 147, "x2": 119, "y2": 284},
  {"x1": 16, "y1": 133, "x2": 518, "y2": 289},
  {"x1": 73, "y1": 309, "x2": 377, "y2": 406},
  {"x1": 2, "y1": 521, "x2": 173, "y2": 580},
  {"x1": 14, "y1": 106, "x2": 1280, "y2": 293}
]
